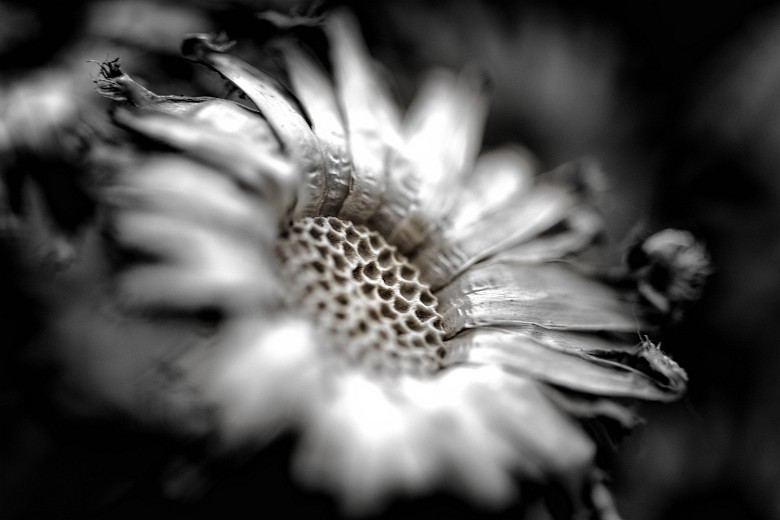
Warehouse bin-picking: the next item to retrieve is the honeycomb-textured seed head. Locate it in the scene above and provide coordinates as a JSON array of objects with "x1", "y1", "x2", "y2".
[{"x1": 277, "y1": 217, "x2": 446, "y2": 376}]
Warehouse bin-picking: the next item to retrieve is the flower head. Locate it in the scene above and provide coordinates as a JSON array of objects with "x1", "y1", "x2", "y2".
[{"x1": 20, "y1": 8, "x2": 696, "y2": 519}]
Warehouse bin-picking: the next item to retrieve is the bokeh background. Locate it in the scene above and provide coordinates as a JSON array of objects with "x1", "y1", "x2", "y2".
[{"x1": 2, "y1": 0, "x2": 780, "y2": 519}]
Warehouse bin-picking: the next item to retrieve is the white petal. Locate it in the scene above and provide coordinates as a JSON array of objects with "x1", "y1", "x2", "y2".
[
  {"x1": 327, "y1": 10, "x2": 401, "y2": 224},
  {"x1": 446, "y1": 145, "x2": 537, "y2": 231},
  {"x1": 385, "y1": 69, "x2": 488, "y2": 251},
  {"x1": 436, "y1": 261, "x2": 639, "y2": 336},
  {"x1": 403, "y1": 69, "x2": 488, "y2": 204},
  {"x1": 293, "y1": 372, "x2": 442, "y2": 516},
  {"x1": 490, "y1": 206, "x2": 602, "y2": 263},
  {"x1": 293, "y1": 363, "x2": 597, "y2": 515},
  {"x1": 417, "y1": 366, "x2": 595, "y2": 497},
  {"x1": 202, "y1": 316, "x2": 322, "y2": 448},
  {"x1": 282, "y1": 43, "x2": 353, "y2": 217},
  {"x1": 414, "y1": 185, "x2": 577, "y2": 290},
  {"x1": 104, "y1": 155, "x2": 275, "y2": 244},
  {"x1": 445, "y1": 327, "x2": 685, "y2": 401},
  {"x1": 111, "y1": 209, "x2": 279, "y2": 312}
]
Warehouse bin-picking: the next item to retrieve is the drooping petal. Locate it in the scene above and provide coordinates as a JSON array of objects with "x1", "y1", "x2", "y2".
[
  {"x1": 415, "y1": 185, "x2": 578, "y2": 290},
  {"x1": 182, "y1": 34, "x2": 328, "y2": 219},
  {"x1": 326, "y1": 9, "x2": 401, "y2": 224},
  {"x1": 281, "y1": 43, "x2": 352, "y2": 217},
  {"x1": 444, "y1": 327, "x2": 686, "y2": 401},
  {"x1": 436, "y1": 261, "x2": 639, "y2": 336}
]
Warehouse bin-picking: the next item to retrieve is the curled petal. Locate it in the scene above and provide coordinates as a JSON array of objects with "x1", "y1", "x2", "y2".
[
  {"x1": 281, "y1": 42, "x2": 353, "y2": 217},
  {"x1": 182, "y1": 34, "x2": 327, "y2": 219},
  {"x1": 437, "y1": 261, "x2": 639, "y2": 336}
]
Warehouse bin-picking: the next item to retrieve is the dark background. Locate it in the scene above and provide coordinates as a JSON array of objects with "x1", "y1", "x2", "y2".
[{"x1": 2, "y1": 1, "x2": 780, "y2": 519}]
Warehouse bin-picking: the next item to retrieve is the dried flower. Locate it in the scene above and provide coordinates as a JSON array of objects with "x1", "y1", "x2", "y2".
[{"x1": 17, "y1": 8, "x2": 695, "y2": 519}]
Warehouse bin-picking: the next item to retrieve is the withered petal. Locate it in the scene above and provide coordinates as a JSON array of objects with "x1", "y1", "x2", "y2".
[{"x1": 436, "y1": 261, "x2": 638, "y2": 336}]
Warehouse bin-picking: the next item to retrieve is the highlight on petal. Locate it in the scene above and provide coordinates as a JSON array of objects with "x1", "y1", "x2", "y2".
[
  {"x1": 293, "y1": 373, "x2": 446, "y2": 516},
  {"x1": 436, "y1": 261, "x2": 640, "y2": 336}
]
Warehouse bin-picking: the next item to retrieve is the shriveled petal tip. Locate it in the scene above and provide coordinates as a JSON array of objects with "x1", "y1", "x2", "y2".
[
  {"x1": 445, "y1": 326, "x2": 686, "y2": 401},
  {"x1": 182, "y1": 33, "x2": 328, "y2": 219}
]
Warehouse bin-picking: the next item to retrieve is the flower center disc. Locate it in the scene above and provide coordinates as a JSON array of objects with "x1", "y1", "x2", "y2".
[{"x1": 277, "y1": 216, "x2": 446, "y2": 376}]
